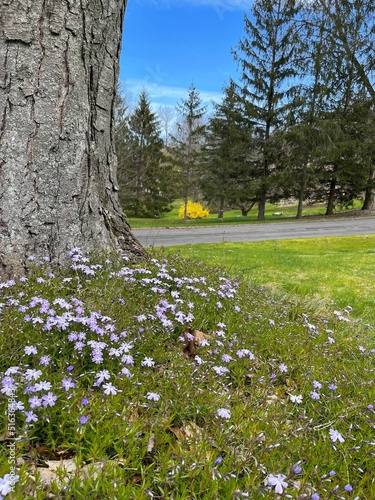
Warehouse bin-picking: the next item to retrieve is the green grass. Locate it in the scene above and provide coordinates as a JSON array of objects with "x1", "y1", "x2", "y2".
[
  {"x1": 0, "y1": 247, "x2": 374, "y2": 498},
  {"x1": 165, "y1": 234, "x2": 375, "y2": 327},
  {"x1": 127, "y1": 199, "x2": 364, "y2": 228}
]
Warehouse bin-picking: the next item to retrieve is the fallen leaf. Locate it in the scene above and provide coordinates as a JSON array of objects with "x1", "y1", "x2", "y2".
[
  {"x1": 147, "y1": 433, "x2": 155, "y2": 453},
  {"x1": 44, "y1": 459, "x2": 77, "y2": 474},
  {"x1": 169, "y1": 422, "x2": 203, "y2": 443},
  {"x1": 182, "y1": 327, "x2": 212, "y2": 358},
  {"x1": 193, "y1": 330, "x2": 212, "y2": 341},
  {"x1": 266, "y1": 394, "x2": 279, "y2": 405}
]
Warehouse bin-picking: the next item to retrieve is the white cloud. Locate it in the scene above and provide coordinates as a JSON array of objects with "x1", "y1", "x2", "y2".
[
  {"x1": 121, "y1": 78, "x2": 222, "y2": 110},
  {"x1": 138, "y1": 0, "x2": 249, "y2": 11}
]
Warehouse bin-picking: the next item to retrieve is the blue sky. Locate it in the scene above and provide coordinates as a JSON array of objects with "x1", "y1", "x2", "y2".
[{"x1": 120, "y1": 0, "x2": 249, "y2": 111}]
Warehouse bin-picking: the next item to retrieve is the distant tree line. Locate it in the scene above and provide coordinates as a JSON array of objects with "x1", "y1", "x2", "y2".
[{"x1": 115, "y1": 0, "x2": 375, "y2": 219}]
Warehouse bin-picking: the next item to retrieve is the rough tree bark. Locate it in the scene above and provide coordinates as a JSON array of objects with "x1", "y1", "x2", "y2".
[{"x1": 0, "y1": 0, "x2": 146, "y2": 274}]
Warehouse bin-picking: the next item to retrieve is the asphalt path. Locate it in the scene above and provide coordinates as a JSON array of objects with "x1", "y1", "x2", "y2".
[{"x1": 132, "y1": 216, "x2": 375, "y2": 247}]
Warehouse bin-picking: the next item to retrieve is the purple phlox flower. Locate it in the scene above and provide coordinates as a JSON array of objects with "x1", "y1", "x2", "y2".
[
  {"x1": 329, "y1": 428, "x2": 345, "y2": 443},
  {"x1": 24, "y1": 410, "x2": 38, "y2": 423},
  {"x1": 236, "y1": 349, "x2": 247, "y2": 358},
  {"x1": 4, "y1": 367, "x2": 20, "y2": 375},
  {"x1": 121, "y1": 367, "x2": 133, "y2": 377},
  {"x1": 217, "y1": 408, "x2": 231, "y2": 419},
  {"x1": 25, "y1": 369, "x2": 43, "y2": 381},
  {"x1": 195, "y1": 355, "x2": 203, "y2": 365},
  {"x1": 212, "y1": 366, "x2": 229, "y2": 376},
  {"x1": 24, "y1": 345, "x2": 38, "y2": 355},
  {"x1": 32, "y1": 316, "x2": 44, "y2": 325},
  {"x1": 10, "y1": 400, "x2": 25, "y2": 411},
  {"x1": 333, "y1": 310, "x2": 350, "y2": 322},
  {"x1": 28, "y1": 396, "x2": 42, "y2": 408},
  {"x1": 61, "y1": 377, "x2": 76, "y2": 392},
  {"x1": 95, "y1": 370, "x2": 110, "y2": 385},
  {"x1": 35, "y1": 380, "x2": 52, "y2": 391},
  {"x1": 215, "y1": 456, "x2": 223, "y2": 465},
  {"x1": 329, "y1": 383, "x2": 338, "y2": 391},
  {"x1": 146, "y1": 392, "x2": 161, "y2": 401},
  {"x1": 198, "y1": 338, "x2": 210, "y2": 347},
  {"x1": 358, "y1": 345, "x2": 366, "y2": 353},
  {"x1": 311, "y1": 494, "x2": 320, "y2": 500},
  {"x1": 121, "y1": 354, "x2": 134, "y2": 365},
  {"x1": 91, "y1": 350, "x2": 103, "y2": 364},
  {"x1": 266, "y1": 473, "x2": 288, "y2": 494},
  {"x1": 221, "y1": 353, "x2": 233, "y2": 363},
  {"x1": 0, "y1": 473, "x2": 20, "y2": 496},
  {"x1": 40, "y1": 355, "x2": 51, "y2": 366},
  {"x1": 294, "y1": 465, "x2": 302, "y2": 474},
  {"x1": 80, "y1": 416, "x2": 89, "y2": 424},
  {"x1": 329, "y1": 470, "x2": 336, "y2": 476},
  {"x1": 344, "y1": 484, "x2": 353, "y2": 492},
  {"x1": 74, "y1": 341, "x2": 85, "y2": 352},
  {"x1": 42, "y1": 392, "x2": 57, "y2": 407},
  {"x1": 313, "y1": 380, "x2": 322, "y2": 390},
  {"x1": 53, "y1": 297, "x2": 72, "y2": 310},
  {"x1": 270, "y1": 373, "x2": 277, "y2": 379},
  {"x1": 1, "y1": 378, "x2": 18, "y2": 396},
  {"x1": 279, "y1": 363, "x2": 288, "y2": 373},
  {"x1": 141, "y1": 357, "x2": 155, "y2": 367},
  {"x1": 81, "y1": 397, "x2": 89, "y2": 406},
  {"x1": 24, "y1": 383, "x2": 38, "y2": 395},
  {"x1": 289, "y1": 394, "x2": 303, "y2": 404},
  {"x1": 102, "y1": 383, "x2": 119, "y2": 395},
  {"x1": 136, "y1": 314, "x2": 147, "y2": 322},
  {"x1": 310, "y1": 391, "x2": 320, "y2": 400}
]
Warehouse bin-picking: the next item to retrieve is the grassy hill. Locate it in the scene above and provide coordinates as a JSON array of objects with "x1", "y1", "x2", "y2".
[{"x1": 0, "y1": 245, "x2": 374, "y2": 498}]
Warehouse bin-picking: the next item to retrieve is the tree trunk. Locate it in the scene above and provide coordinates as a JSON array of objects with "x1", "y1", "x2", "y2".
[
  {"x1": 257, "y1": 193, "x2": 266, "y2": 221},
  {"x1": 296, "y1": 165, "x2": 308, "y2": 219},
  {"x1": 325, "y1": 177, "x2": 336, "y2": 216},
  {"x1": 362, "y1": 186, "x2": 375, "y2": 211},
  {"x1": 0, "y1": 0, "x2": 146, "y2": 275},
  {"x1": 362, "y1": 168, "x2": 375, "y2": 210},
  {"x1": 218, "y1": 197, "x2": 224, "y2": 219}
]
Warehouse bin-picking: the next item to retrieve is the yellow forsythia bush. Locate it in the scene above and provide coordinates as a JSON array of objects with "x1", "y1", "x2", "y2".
[{"x1": 178, "y1": 200, "x2": 210, "y2": 219}]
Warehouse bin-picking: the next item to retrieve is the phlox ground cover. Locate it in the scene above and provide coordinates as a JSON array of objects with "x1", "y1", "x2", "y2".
[{"x1": 0, "y1": 249, "x2": 374, "y2": 499}]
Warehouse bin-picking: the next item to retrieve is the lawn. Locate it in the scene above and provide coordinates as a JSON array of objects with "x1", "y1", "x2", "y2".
[
  {"x1": 127, "y1": 200, "x2": 364, "y2": 229},
  {"x1": 0, "y1": 244, "x2": 374, "y2": 498},
  {"x1": 165, "y1": 234, "x2": 375, "y2": 327}
]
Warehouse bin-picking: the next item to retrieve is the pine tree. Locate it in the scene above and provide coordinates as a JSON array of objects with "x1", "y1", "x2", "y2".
[
  {"x1": 233, "y1": 0, "x2": 304, "y2": 220},
  {"x1": 303, "y1": 0, "x2": 375, "y2": 210},
  {"x1": 117, "y1": 91, "x2": 174, "y2": 217},
  {"x1": 201, "y1": 81, "x2": 257, "y2": 217}
]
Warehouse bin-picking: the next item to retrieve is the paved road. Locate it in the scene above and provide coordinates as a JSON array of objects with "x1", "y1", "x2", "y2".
[{"x1": 132, "y1": 216, "x2": 375, "y2": 247}]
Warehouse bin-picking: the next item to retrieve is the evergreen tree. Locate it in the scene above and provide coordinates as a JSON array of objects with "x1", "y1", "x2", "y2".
[
  {"x1": 233, "y1": 0, "x2": 304, "y2": 219},
  {"x1": 201, "y1": 81, "x2": 257, "y2": 217},
  {"x1": 171, "y1": 84, "x2": 207, "y2": 222},
  {"x1": 117, "y1": 91, "x2": 174, "y2": 217},
  {"x1": 276, "y1": 7, "x2": 335, "y2": 218}
]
